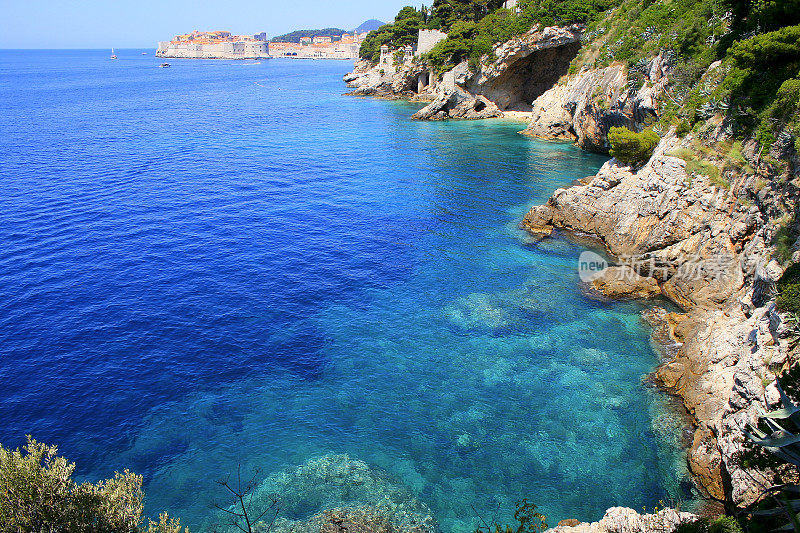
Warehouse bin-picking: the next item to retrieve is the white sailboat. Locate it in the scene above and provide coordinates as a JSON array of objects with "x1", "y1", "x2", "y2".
[{"x1": 110, "y1": 48, "x2": 118, "y2": 60}]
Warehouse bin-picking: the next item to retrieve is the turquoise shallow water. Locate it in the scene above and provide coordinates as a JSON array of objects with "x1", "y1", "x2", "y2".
[{"x1": 0, "y1": 50, "x2": 691, "y2": 531}]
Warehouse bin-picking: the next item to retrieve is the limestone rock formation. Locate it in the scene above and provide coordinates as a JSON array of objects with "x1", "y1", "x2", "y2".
[
  {"x1": 345, "y1": 25, "x2": 584, "y2": 121},
  {"x1": 410, "y1": 24, "x2": 583, "y2": 120},
  {"x1": 344, "y1": 59, "x2": 433, "y2": 100},
  {"x1": 523, "y1": 136, "x2": 750, "y2": 310},
  {"x1": 522, "y1": 131, "x2": 796, "y2": 506},
  {"x1": 411, "y1": 87, "x2": 503, "y2": 120},
  {"x1": 524, "y1": 54, "x2": 670, "y2": 152},
  {"x1": 588, "y1": 265, "x2": 661, "y2": 299},
  {"x1": 467, "y1": 24, "x2": 584, "y2": 111},
  {"x1": 653, "y1": 299, "x2": 788, "y2": 504},
  {"x1": 545, "y1": 507, "x2": 696, "y2": 533}
]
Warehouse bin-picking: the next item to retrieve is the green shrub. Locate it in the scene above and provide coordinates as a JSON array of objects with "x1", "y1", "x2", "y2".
[
  {"x1": 779, "y1": 262, "x2": 800, "y2": 288},
  {"x1": 669, "y1": 147, "x2": 696, "y2": 161},
  {"x1": 676, "y1": 516, "x2": 743, "y2": 533},
  {"x1": 0, "y1": 436, "x2": 187, "y2": 532},
  {"x1": 608, "y1": 127, "x2": 660, "y2": 166},
  {"x1": 778, "y1": 283, "x2": 800, "y2": 315},
  {"x1": 686, "y1": 159, "x2": 721, "y2": 180},
  {"x1": 724, "y1": 141, "x2": 754, "y2": 173},
  {"x1": 475, "y1": 499, "x2": 547, "y2": 533},
  {"x1": 774, "y1": 218, "x2": 799, "y2": 263},
  {"x1": 676, "y1": 119, "x2": 692, "y2": 137},
  {"x1": 776, "y1": 263, "x2": 800, "y2": 315}
]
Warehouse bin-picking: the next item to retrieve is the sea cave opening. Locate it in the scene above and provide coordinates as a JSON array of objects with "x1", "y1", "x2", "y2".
[{"x1": 480, "y1": 42, "x2": 581, "y2": 111}]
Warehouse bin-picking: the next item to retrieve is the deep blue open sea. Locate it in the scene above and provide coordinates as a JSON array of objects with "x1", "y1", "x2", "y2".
[{"x1": 0, "y1": 49, "x2": 693, "y2": 531}]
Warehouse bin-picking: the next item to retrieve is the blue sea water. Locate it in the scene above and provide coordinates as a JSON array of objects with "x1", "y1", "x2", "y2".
[{"x1": 0, "y1": 49, "x2": 693, "y2": 531}]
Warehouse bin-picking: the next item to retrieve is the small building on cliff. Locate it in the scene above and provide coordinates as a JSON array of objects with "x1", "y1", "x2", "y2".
[{"x1": 416, "y1": 29, "x2": 447, "y2": 56}]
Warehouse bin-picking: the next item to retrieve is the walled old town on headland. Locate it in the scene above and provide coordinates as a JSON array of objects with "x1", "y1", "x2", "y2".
[{"x1": 155, "y1": 29, "x2": 371, "y2": 60}]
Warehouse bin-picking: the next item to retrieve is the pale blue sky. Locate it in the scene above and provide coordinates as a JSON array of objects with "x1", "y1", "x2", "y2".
[{"x1": 0, "y1": 0, "x2": 411, "y2": 49}]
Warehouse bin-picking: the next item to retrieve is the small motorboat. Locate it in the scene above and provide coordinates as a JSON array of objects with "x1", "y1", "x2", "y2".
[
  {"x1": 141, "y1": 52, "x2": 148, "y2": 55},
  {"x1": 159, "y1": 63, "x2": 171, "y2": 68},
  {"x1": 110, "y1": 48, "x2": 117, "y2": 60}
]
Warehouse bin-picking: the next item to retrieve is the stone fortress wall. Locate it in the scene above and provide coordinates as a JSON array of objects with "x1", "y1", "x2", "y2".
[
  {"x1": 416, "y1": 29, "x2": 448, "y2": 56},
  {"x1": 156, "y1": 40, "x2": 270, "y2": 59}
]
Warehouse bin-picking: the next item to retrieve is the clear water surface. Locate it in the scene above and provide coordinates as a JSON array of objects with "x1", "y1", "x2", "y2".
[{"x1": 0, "y1": 50, "x2": 691, "y2": 531}]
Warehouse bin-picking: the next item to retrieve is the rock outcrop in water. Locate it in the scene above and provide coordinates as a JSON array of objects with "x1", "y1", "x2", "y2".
[
  {"x1": 217, "y1": 454, "x2": 436, "y2": 533},
  {"x1": 342, "y1": 17, "x2": 800, "y2": 525},
  {"x1": 524, "y1": 137, "x2": 751, "y2": 309},
  {"x1": 410, "y1": 61, "x2": 504, "y2": 120},
  {"x1": 345, "y1": 59, "x2": 434, "y2": 101},
  {"x1": 344, "y1": 25, "x2": 583, "y2": 121},
  {"x1": 522, "y1": 129, "x2": 798, "y2": 506}
]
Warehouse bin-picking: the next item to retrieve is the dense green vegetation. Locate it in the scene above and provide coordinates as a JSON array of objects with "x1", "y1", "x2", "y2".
[
  {"x1": 777, "y1": 262, "x2": 800, "y2": 315},
  {"x1": 359, "y1": 7, "x2": 428, "y2": 62},
  {"x1": 608, "y1": 127, "x2": 660, "y2": 166},
  {"x1": 579, "y1": 0, "x2": 800, "y2": 151},
  {"x1": 0, "y1": 436, "x2": 188, "y2": 532},
  {"x1": 428, "y1": 0, "x2": 619, "y2": 70},
  {"x1": 359, "y1": 0, "x2": 616, "y2": 67},
  {"x1": 722, "y1": 24, "x2": 800, "y2": 150},
  {"x1": 365, "y1": 0, "x2": 800, "y2": 172},
  {"x1": 270, "y1": 28, "x2": 347, "y2": 43},
  {"x1": 774, "y1": 217, "x2": 799, "y2": 263},
  {"x1": 675, "y1": 516, "x2": 743, "y2": 533}
]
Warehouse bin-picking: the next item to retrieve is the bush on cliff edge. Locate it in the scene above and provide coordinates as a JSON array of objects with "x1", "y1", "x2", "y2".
[
  {"x1": 675, "y1": 516, "x2": 742, "y2": 533},
  {"x1": 0, "y1": 436, "x2": 187, "y2": 532},
  {"x1": 608, "y1": 127, "x2": 660, "y2": 167}
]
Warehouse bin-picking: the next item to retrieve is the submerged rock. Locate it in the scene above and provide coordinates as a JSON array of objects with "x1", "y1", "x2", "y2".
[
  {"x1": 442, "y1": 284, "x2": 560, "y2": 334},
  {"x1": 272, "y1": 506, "x2": 433, "y2": 533},
  {"x1": 443, "y1": 292, "x2": 515, "y2": 332},
  {"x1": 217, "y1": 454, "x2": 436, "y2": 533}
]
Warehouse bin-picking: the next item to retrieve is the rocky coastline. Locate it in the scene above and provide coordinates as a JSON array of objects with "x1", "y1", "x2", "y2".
[
  {"x1": 523, "y1": 131, "x2": 797, "y2": 507},
  {"x1": 343, "y1": 23, "x2": 799, "y2": 531}
]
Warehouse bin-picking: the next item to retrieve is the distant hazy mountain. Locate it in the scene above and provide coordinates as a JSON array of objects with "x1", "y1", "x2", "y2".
[
  {"x1": 270, "y1": 28, "x2": 347, "y2": 43},
  {"x1": 354, "y1": 19, "x2": 385, "y2": 33}
]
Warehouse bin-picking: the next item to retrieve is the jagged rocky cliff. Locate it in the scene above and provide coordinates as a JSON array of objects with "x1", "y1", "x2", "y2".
[
  {"x1": 522, "y1": 54, "x2": 669, "y2": 152},
  {"x1": 344, "y1": 25, "x2": 584, "y2": 121},
  {"x1": 523, "y1": 130, "x2": 798, "y2": 507},
  {"x1": 344, "y1": 22, "x2": 800, "y2": 530},
  {"x1": 344, "y1": 25, "x2": 669, "y2": 155}
]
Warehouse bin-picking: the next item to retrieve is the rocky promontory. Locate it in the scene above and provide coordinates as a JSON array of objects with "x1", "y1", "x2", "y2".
[
  {"x1": 343, "y1": 14, "x2": 800, "y2": 529},
  {"x1": 344, "y1": 25, "x2": 584, "y2": 121},
  {"x1": 523, "y1": 129, "x2": 798, "y2": 505}
]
